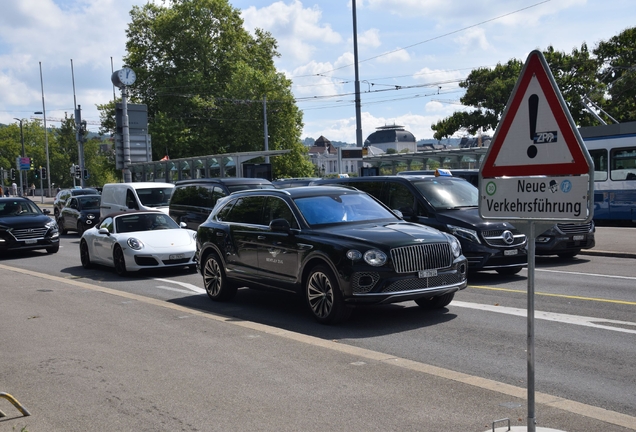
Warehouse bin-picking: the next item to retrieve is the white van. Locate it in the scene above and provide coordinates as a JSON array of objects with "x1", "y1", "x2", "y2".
[{"x1": 100, "y1": 182, "x2": 175, "y2": 218}]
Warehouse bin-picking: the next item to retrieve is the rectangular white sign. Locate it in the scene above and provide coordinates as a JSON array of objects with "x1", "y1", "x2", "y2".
[{"x1": 479, "y1": 175, "x2": 590, "y2": 220}]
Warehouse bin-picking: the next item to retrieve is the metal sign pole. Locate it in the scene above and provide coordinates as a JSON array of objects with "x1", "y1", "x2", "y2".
[{"x1": 527, "y1": 221, "x2": 536, "y2": 432}]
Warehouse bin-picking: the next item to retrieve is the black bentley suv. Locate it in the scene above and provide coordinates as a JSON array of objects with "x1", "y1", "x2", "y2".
[{"x1": 195, "y1": 186, "x2": 468, "y2": 324}]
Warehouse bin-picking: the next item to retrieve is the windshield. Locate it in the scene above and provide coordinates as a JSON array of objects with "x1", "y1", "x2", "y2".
[
  {"x1": 78, "y1": 196, "x2": 100, "y2": 209},
  {"x1": 0, "y1": 200, "x2": 41, "y2": 216},
  {"x1": 294, "y1": 192, "x2": 398, "y2": 226},
  {"x1": 413, "y1": 178, "x2": 479, "y2": 210},
  {"x1": 136, "y1": 188, "x2": 173, "y2": 207}
]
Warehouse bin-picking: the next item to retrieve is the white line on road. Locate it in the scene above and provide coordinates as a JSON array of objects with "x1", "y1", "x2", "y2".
[
  {"x1": 154, "y1": 278, "x2": 206, "y2": 294},
  {"x1": 452, "y1": 301, "x2": 636, "y2": 334},
  {"x1": 535, "y1": 268, "x2": 636, "y2": 280}
]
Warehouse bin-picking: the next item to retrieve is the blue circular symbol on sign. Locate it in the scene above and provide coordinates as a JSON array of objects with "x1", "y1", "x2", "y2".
[{"x1": 560, "y1": 180, "x2": 572, "y2": 193}]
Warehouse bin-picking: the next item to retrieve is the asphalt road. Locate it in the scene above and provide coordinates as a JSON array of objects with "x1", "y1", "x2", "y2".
[{"x1": 0, "y1": 197, "x2": 634, "y2": 431}]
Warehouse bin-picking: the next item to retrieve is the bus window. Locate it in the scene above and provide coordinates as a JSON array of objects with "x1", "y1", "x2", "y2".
[
  {"x1": 610, "y1": 147, "x2": 636, "y2": 181},
  {"x1": 589, "y1": 149, "x2": 608, "y2": 181}
]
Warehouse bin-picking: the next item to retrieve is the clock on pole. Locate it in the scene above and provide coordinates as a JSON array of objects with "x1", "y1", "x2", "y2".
[{"x1": 111, "y1": 67, "x2": 136, "y2": 88}]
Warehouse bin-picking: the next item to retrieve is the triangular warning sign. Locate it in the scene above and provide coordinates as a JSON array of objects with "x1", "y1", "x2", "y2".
[{"x1": 480, "y1": 50, "x2": 590, "y2": 178}]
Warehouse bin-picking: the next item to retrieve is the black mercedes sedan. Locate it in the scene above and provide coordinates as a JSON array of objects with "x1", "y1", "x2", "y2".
[
  {"x1": 0, "y1": 197, "x2": 60, "y2": 255},
  {"x1": 195, "y1": 186, "x2": 467, "y2": 324}
]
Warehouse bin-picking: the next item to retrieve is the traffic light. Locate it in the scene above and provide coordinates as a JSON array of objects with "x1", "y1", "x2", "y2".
[
  {"x1": 83, "y1": 169, "x2": 89, "y2": 180},
  {"x1": 75, "y1": 165, "x2": 81, "y2": 179},
  {"x1": 41, "y1": 167, "x2": 47, "y2": 180},
  {"x1": 35, "y1": 168, "x2": 39, "y2": 179},
  {"x1": 10, "y1": 168, "x2": 15, "y2": 180},
  {"x1": 30, "y1": 158, "x2": 34, "y2": 170}
]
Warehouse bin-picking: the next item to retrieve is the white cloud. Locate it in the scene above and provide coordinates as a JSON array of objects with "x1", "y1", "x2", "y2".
[
  {"x1": 453, "y1": 27, "x2": 491, "y2": 52},
  {"x1": 241, "y1": 1, "x2": 342, "y2": 64},
  {"x1": 357, "y1": 28, "x2": 381, "y2": 48},
  {"x1": 375, "y1": 48, "x2": 410, "y2": 64}
]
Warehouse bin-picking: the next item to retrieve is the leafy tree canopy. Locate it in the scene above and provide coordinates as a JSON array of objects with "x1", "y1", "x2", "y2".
[
  {"x1": 109, "y1": 0, "x2": 310, "y2": 178},
  {"x1": 432, "y1": 27, "x2": 636, "y2": 140}
]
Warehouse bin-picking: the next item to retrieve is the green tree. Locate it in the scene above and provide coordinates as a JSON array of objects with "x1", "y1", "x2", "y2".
[
  {"x1": 430, "y1": 31, "x2": 636, "y2": 140},
  {"x1": 117, "y1": 0, "x2": 306, "y2": 177},
  {"x1": 594, "y1": 26, "x2": 636, "y2": 123}
]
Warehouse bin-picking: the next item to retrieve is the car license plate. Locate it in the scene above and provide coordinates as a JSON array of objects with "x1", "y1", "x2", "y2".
[
  {"x1": 169, "y1": 254, "x2": 184, "y2": 260},
  {"x1": 418, "y1": 269, "x2": 437, "y2": 278},
  {"x1": 573, "y1": 235, "x2": 585, "y2": 241},
  {"x1": 25, "y1": 239, "x2": 37, "y2": 244},
  {"x1": 504, "y1": 249, "x2": 518, "y2": 256}
]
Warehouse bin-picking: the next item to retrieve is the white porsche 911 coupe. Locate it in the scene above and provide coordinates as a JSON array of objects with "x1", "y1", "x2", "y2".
[{"x1": 79, "y1": 211, "x2": 197, "y2": 276}]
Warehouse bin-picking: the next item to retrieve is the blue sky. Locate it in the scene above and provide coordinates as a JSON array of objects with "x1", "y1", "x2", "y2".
[{"x1": 0, "y1": 0, "x2": 633, "y2": 144}]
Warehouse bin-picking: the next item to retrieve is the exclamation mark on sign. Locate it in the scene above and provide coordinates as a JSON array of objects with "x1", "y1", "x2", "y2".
[{"x1": 527, "y1": 94, "x2": 539, "y2": 159}]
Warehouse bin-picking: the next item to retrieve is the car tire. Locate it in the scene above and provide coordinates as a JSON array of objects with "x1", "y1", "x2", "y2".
[
  {"x1": 557, "y1": 251, "x2": 579, "y2": 259},
  {"x1": 113, "y1": 245, "x2": 127, "y2": 276},
  {"x1": 46, "y1": 244, "x2": 60, "y2": 254},
  {"x1": 202, "y1": 252, "x2": 236, "y2": 301},
  {"x1": 305, "y1": 265, "x2": 351, "y2": 324},
  {"x1": 415, "y1": 292, "x2": 455, "y2": 309},
  {"x1": 58, "y1": 219, "x2": 67, "y2": 235},
  {"x1": 496, "y1": 266, "x2": 523, "y2": 275},
  {"x1": 80, "y1": 240, "x2": 91, "y2": 269}
]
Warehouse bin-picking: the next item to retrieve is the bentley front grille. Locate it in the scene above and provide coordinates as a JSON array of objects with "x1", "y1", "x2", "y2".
[{"x1": 390, "y1": 243, "x2": 453, "y2": 274}]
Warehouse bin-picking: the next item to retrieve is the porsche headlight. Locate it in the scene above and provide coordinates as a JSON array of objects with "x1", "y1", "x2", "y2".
[
  {"x1": 447, "y1": 224, "x2": 480, "y2": 244},
  {"x1": 127, "y1": 237, "x2": 144, "y2": 250},
  {"x1": 364, "y1": 249, "x2": 387, "y2": 266}
]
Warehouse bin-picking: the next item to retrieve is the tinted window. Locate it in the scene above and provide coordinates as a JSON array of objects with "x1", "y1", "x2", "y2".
[
  {"x1": 412, "y1": 179, "x2": 478, "y2": 210},
  {"x1": 294, "y1": 192, "x2": 396, "y2": 226},
  {"x1": 263, "y1": 197, "x2": 299, "y2": 229},
  {"x1": 610, "y1": 147, "x2": 636, "y2": 181},
  {"x1": 136, "y1": 187, "x2": 173, "y2": 206},
  {"x1": 589, "y1": 149, "x2": 608, "y2": 181},
  {"x1": 78, "y1": 196, "x2": 100, "y2": 209},
  {"x1": 225, "y1": 196, "x2": 266, "y2": 224},
  {"x1": 172, "y1": 185, "x2": 222, "y2": 208}
]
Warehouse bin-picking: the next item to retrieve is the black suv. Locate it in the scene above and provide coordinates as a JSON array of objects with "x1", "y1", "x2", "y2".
[
  {"x1": 57, "y1": 194, "x2": 101, "y2": 235},
  {"x1": 398, "y1": 169, "x2": 595, "y2": 258},
  {"x1": 169, "y1": 178, "x2": 275, "y2": 230},
  {"x1": 195, "y1": 186, "x2": 467, "y2": 324},
  {"x1": 0, "y1": 197, "x2": 60, "y2": 254},
  {"x1": 312, "y1": 175, "x2": 528, "y2": 275},
  {"x1": 53, "y1": 187, "x2": 99, "y2": 218}
]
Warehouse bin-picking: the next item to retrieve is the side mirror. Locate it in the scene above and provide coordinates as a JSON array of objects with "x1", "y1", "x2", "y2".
[
  {"x1": 42, "y1": 208, "x2": 50, "y2": 215},
  {"x1": 270, "y1": 218, "x2": 291, "y2": 233},
  {"x1": 98, "y1": 227, "x2": 110, "y2": 236},
  {"x1": 179, "y1": 222, "x2": 187, "y2": 229}
]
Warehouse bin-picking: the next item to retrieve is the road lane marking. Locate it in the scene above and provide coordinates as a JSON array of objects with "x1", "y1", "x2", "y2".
[
  {"x1": 470, "y1": 285, "x2": 636, "y2": 305},
  {"x1": 2, "y1": 263, "x2": 635, "y2": 430},
  {"x1": 154, "y1": 278, "x2": 206, "y2": 294},
  {"x1": 535, "y1": 268, "x2": 636, "y2": 280},
  {"x1": 452, "y1": 301, "x2": 636, "y2": 334}
]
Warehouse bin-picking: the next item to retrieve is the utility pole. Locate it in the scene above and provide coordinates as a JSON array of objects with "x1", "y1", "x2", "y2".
[
  {"x1": 13, "y1": 118, "x2": 26, "y2": 195},
  {"x1": 352, "y1": 0, "x2": 363, "y2": 148}
]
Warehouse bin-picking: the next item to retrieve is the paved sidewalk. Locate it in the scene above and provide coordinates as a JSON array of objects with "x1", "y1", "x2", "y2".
[{"x1": 1, "y1": 267, "x2": 634, "y2": 432}]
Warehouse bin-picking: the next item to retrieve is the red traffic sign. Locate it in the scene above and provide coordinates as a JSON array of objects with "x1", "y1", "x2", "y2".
[{"x1": 480, "y1": 50, "x2": 591, "y2": 178}]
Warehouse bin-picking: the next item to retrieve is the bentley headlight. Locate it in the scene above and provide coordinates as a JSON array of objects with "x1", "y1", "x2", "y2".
[
  {"x1": 364, "y1": 249, "x2": 387, "y2": 266},
  {"x1": 127, "y1": 237, "x2": 144, "y2": 250},
  {"x1": 447, "y1": 224, "x2": 480, "y2": 244},
  {"x1": 447, "y1": 235, "x2": 462, "y2": 258}
]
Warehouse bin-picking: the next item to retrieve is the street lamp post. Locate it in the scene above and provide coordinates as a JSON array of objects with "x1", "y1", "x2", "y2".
[
  {"x1": 34, "y1": 111, "x2": 51, "y2": 201},
  {"x1": 38, "y1": 62, "x2": 52, "y2": 198},
  {"x1": 13, "y1": 118, "x2": 26, "y2": 196}
]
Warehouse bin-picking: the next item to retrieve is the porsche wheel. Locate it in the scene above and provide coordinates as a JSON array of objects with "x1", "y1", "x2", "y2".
[
  {"x1": 80, "y1": 240, "x2": 92, "y2": 269},
  {"x1": 113, "y1": 245, "x2": 127, "y2": 276}
]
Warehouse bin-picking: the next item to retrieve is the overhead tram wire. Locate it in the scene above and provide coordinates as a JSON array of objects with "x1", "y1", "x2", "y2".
[{"x1": 290, "y1": 0, "x2": 552, "y2": 79}]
